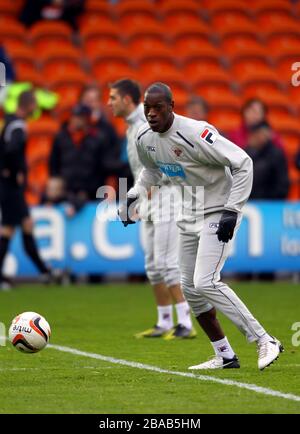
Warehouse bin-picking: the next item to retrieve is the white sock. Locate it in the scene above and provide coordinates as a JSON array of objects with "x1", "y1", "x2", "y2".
[
  {"x1": 258, "y1": 333, "x2": 273, "y2": 345},
  {"x1": 157, "y1": 305, "x2": 173, "y2": 330},
  {"x1": 175, "y1": 301, "x2": 192, "y2": 329},
  {"x1": 211, "y1": 337, "x2": 235, "y2": 359}
]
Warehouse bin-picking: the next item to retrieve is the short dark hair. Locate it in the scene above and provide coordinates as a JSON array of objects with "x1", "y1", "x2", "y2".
[
  {"x1": 145, "y1": 82, "x2": 173, "y2": 104},
  {"x1": 18, "y1": 90, "x2": 36, "y2": 109},
  {"x1": 110, "y1": 79, "x2": 141, "y2": 105},
  {"x1": 242, "y1": 98, "x2": 268, "y2": 116}
]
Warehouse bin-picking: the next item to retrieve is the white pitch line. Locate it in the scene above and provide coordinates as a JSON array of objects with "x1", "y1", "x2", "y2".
[{"x1": 48, "y1": 344, "x2": 300, "y2": 404}]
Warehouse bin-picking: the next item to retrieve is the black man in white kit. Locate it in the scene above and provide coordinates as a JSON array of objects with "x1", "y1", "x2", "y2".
[{"x1": 118, "y1": 82, "x2": 283, "y2": 370}]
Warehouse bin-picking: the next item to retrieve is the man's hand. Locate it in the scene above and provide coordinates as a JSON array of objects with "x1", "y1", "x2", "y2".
[
  {"x1": 118, "y1": 196, "x2": 139, "y2": 227},
  {"x1": 216, "y1": 210, "x2": 238, "y2": 243}
]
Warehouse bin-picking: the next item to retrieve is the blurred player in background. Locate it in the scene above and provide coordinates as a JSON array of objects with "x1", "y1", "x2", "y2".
[
  {"x1": 108, "y1": 79, "x2": 196, "y2": 339},
  {"x1": 0, "y1": 90, "x2": 54, "y2": 290},
  {"x1": 119, "y1": 82, "x2": 283, "y2": 370}
]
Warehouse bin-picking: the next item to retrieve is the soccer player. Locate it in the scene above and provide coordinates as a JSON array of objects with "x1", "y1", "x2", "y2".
[
  {"x1": 0, "y1": 90, "x2": 54, "y2": 289},
  {"x1": 108, "y1": 79, "x2": 195, "y2": 339},
  {"x1": 118, "y1": 82, "x2": 283, "y2": 370}
]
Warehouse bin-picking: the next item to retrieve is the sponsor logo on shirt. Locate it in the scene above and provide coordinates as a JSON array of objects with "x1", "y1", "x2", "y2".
[
  {"x1": 201, "y1": 128, "x2": 217, "y2": 145},
  {"x1": 157, "y1": 161, "x2": 186, "y2": 178},
  {"x1": 209, "y1": 222, "x2": 219, "y2": 228},
  {"x1": 146, "y1": 145, "x2": 156, "y2": 152}
]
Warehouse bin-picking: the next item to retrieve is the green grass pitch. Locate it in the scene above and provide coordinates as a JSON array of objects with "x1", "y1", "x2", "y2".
[{"x1": 0, "y1": 281, "x2": 299, "y2": 414}]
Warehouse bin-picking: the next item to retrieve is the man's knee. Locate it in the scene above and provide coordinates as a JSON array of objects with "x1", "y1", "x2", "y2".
[
  {"x1": 193, "y1": 273, "x2": 214, "y2": 295},
  {"x1": 145, "y1": 262, "x2": 164, "y2": 285}
]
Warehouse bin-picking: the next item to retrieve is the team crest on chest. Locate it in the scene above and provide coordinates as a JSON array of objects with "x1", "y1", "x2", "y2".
[{"x1": 171, "y1": 146, "x2": 183, "y2": 159}]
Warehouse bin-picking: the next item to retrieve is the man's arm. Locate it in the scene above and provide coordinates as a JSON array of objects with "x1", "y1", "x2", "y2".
[
  {"x1": 8, "y1": 128, "x2": 27, "y2": 180},
  {"x1": 118, "y1": 133, "x2": 162, "y2": 226},
  {"x1": 197, "y1": 126, "x2": 253, "y2": 213},
  {"x1": 196, "y1": 125, "x2": 253, "y2": 242},
  {"x1": 127, "y1": 136, "x2": 162, "y2": 198}
]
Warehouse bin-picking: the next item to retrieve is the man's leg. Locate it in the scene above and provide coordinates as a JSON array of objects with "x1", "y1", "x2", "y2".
[
  {"x1": 21, "y1": 217, "x2": 49, "y2": 275},
  {"x1": 194, "y1": 212, "x2": 267, "y2": 342},
  {"x1": 0, "y1": 226, "x2": 15, "y2": 289},
  {"x1": 135, "y1": 220, "x2": 173, "y2": 337},
  {"x1": 153, "y1": 217, "x2": 195, "y2": 338},
  {"x1": 190, "y1": 212, "x2": 282, "y2": 370}
]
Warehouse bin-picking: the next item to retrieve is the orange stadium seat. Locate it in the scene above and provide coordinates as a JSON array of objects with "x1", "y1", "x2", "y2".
[
  {"x1": 257, "y1": 11, "x2": 300, "y2": 37},
  {"x1": 38, "y1": 45, "x2": 81, "y2": 67},
  {"x1": 83, "y1": 36, "x2": 128, "y2": 62},
  {"x1": 164, "y1": 11, "x2": 207, "y2": 31},
  {"x1": 183, "y1": 59, "x2": 231, "y2": 86},
  {"x1": 128, "y1": 37, "x2": 172, "y2": 63},
  {"x1": 26, "y1": 117, "x2": 59, "y2": 204},
  {"x1": 92, "y1": 59, "x2": 137, "y2": 86},
  {"x1": 42, "y1": 66, "x2": 89, "y2": 87},
  {"x1": 231, "y1": 59, "x2": 279, "y2": 86},
  {"x1": 26, "y1": 159, "x2": 49, "y2": 205},
  {"x1": 268, "y1": 113, "x2": 300, "y2": 135},
  {"x1": 160, "y1": 0, "x2": 201, "y2": 16},
  {"x1": 121, "y1": 20, "x2": 165, "y2": 41},
  {"x1": 51, "y1": 82, "x2": 83, "y2": 111},
  {"x1": 28, "y1": 21, "x2": 72, "y2": 44},
  {"x1": 31, "y1": 38, "x2": 75, "y2": 54},
  {"x1": 79, "y1": 13, "x2": 115, "y2": 29},
  {"x1": 289, "y1": 86, "x2": 300, "y2": 112},
  {"x1": 280, "y1": 132, "x2": 300, "y2": 159},
  {"x1": 203, "y1": 0, "x2": 251, "y2": 15},
  {"x1": 138, "y1": 59, "x2": 183, "y2": 87},
  {"x1": 80, "y1": 21, "x2": 122, "y2": 41},
  {"x1": 80, "y1": 1, "x2": 113, "y2": 19},
  {"x1": 242, "y1": 84, "x2": 291, "y2": 112},
  {"x1": 42, "y1": 61, "x2": 85, "y2": 81},
  {"x1": 221, "y1": 35, "x2": 268, "y2": 62},
  {"x1": 0, "y1": 17, "x2": 25, "y2": 42},
  {"x1": 167, "y1": 18, "x2": 211, "y2": 41},
  {"x1": 5, "y1": 43, "x2": 35, "y2": 67},
  {"x1": 114, "y1": 0, "x2": 158, "y2": 19},
  {"x1": 211, "y1": 11, "x2": 258, "y2": 39},
  {"x1": 266, "y1": 34, "x2": 300, "y2": 61},
  {"x1": 208, "y1": 108, "x2": 241, "y2": 133},
  {"x1": 0, "y1": 0, "x2": 24, "y2": 15},
  {"x1": 252, "y1": 0, "x2": 293, "y2": 15},
  {"x1": 14, "y1": 62, "x2": 42, "y2": 86},
  {"x1": 174, "y1": 35, "x2": 220, "y2": 62},
  {"x1": 120, "y1": 13, "x2": 161, "y2": 32},
  {"x1": 195, "y1": 83, "x2": 241, "y2": 110}
]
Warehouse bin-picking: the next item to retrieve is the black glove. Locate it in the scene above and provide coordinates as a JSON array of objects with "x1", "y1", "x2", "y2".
[
  {"x1": 118, "y1": 196, "x2": 138, "y2": 227},
  {"x1": 216, "y1": 210, "x2": 238, "y2": 243}
]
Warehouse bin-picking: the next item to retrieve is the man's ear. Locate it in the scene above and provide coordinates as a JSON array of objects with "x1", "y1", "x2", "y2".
[
  {"x1": 170, "y1": 100, "x2": 175, "y2": 111},
  {"x1": 123, "y1": 94, "x2": 132, "y2": 105}
]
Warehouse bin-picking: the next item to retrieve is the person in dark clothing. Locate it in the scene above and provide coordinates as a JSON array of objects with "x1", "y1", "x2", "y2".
[
  {"x1": 49, "y1": 103, "x2": 121, "y2": 214},
  {"x1": 245, "y1": 121, "x2": 289, "y2": 200},
  {"x1": 0, "y1": 91, "x2": 54, "y2": 289},
  {"x1": 229, "y1": 98, "x2": 284, "y2": 150},
  {"x1": 19, "y1": 0, "x2": 85, "y2": 30},
  {"x1": 79, "y1": 84, "x2": 129, "y2": 198}
]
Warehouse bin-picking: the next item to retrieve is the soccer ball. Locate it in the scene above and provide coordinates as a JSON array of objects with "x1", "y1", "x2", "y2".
[{"x1": 9, "y1": 312, "x2": 51, "y2": 353}]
